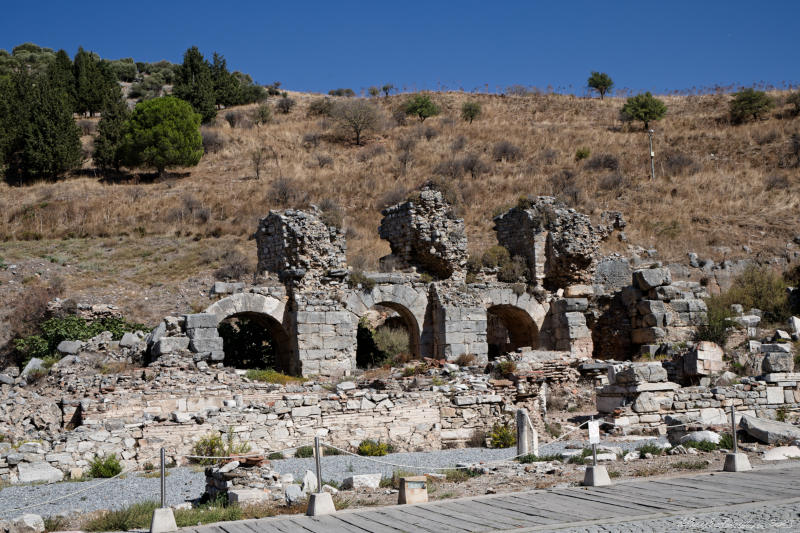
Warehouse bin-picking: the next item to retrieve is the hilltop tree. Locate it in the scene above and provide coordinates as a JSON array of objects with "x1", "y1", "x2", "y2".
[
  {"x1": 587, "y1": 71, "x2": 613, "y2": 100},
  {"x1": 73, "y1": 47, "x2": 116, "y2": 116},
  {"x1": 120, "y1": 96, "x2": 203, "y2": 177},
  {"x1": 211, "y1": 52, "x2": 239, "y2": 108},
  {"x1": 729, "y1": 88, "x2": 774, "y2": 124},
  {"x1": 47, "y1": 50, "x2": 76, "y2": 111},
  {"x1": 2, "y1": 72, "x2": 82, "y2": 183},
  {"x1": 332, "y1": 99, "x2": 380, "y2": 145},
  {"x1": 620, "y1": 92, "x2": 667, "y2": 130},
  {"x1": 368, "y1": 86, "x2": 380, "y2": 98},
  {"x1": 461, "y1": 101, "x2": 481, "y2": 124},
  {"x1": 93, "y1": 85, "x2": 130, "y2": 173},
  {"x1": 173, "y1": 46, "x2": 216, "y2": 123},
  {"x1": 381, "y1": 84, "x2": 395, "y2": 97},
  {"x1": 404, "y1": 94, "x2": 439, "y2": 122}
]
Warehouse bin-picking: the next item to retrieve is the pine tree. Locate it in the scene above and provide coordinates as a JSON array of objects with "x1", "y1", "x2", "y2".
[
  {"x1": 211, "y1": 52, "x2": 239, "y2": 108},
  {"x1": 73, "y1": 47, "x2": 92, "y2": 116},
  {"x1": 120, "y1": 96, "x2": 203, "y2": 177},
  {"x1": 47, "y1": 50, "x2": 76, "y2": 112},
  {"x1": 93, "y1": 85, "x2": 130, "y2": 173},
  {"x1": 173, "y1": 46, "x2": 216, "y2": 123}
]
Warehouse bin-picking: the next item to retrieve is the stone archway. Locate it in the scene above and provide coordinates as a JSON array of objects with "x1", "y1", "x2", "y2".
[
  {"x1": 482, "y1": 289, "x2": 547, "y2": 358},
  {"x1": 204, "y1": 293, "x2": 298, "y2": 374},
  {"x1": 345, "y1": 283, "x2": 428, "y2": 360}
]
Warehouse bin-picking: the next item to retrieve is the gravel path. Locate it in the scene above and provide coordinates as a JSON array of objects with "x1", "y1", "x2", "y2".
[{"x1": 0, "y1": 436, "x2": 666, "y2": 519}]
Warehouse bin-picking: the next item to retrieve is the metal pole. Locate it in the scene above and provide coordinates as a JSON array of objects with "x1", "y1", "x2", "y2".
[
  {"x1": 648, "y1": 130, "x2": 656, "y2": 181},
  {"x1": 314, "y1": 437, "x2": 322, "y2": 493},
  {"x1": 730, "y1": 404, "x2": 737, "y2": 454},
  {"x1": 160, "y1": 447, "x2": 166, "y2": 508},
  {"x1": 591, "y1": 415, "x2": 597, "y2": 467}
]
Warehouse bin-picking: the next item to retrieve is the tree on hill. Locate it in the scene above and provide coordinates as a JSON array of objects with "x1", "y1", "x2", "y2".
[
  {"x1": 2, "y1": 71, "x2": 82, "y2": 183},
  {"x1": 729, "y1": 88, "x2": 774, "y2": 124},
  {"x1": 461, "y1": 101, "x2": 481, "y2": 124},
  {"x1": 93, "y1": 85, "x2": 130, "y2": 173},
  {"x1": 381, "y1": 84, "x2": 395, "y2": 97},
  {"x1": 173, "y1": 46, "x2": 216, "y2": 123},
  {"x1": 47, "y1": 50, "x2": 76, "y2": 111},
  {"x1": 211, "y1": 52, "x2": 239, "y2": 108},
  {"x1": 404, "y1": 94, "x2": 440, "y2": 122},
  {"x1": 120, "y1": 96, "x2": 203, "y2": 177},
  {"x1": 620, "y1": 92, "x2": 667, "y2": 130},
  {"x1": 332, "y1": 99, "x2": 380, "y2": 145},
  {"x1": 73, "y1": 47, "x2": 117, "y2": 116},
  {"x1": 587, "y1": 71, "x2": 613, "y2": 100}
]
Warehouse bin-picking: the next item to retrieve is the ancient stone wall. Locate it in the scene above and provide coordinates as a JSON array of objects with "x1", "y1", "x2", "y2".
[{"x1": 378, "y1": 186, "x2": 468, "y2": 280}]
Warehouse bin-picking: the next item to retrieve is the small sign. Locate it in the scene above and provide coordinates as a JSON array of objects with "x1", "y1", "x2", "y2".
[{"x1": 588, "y1": 420, "x2": 600, "y2": 444}]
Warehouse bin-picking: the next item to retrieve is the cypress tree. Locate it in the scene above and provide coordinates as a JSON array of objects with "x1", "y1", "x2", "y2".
[
  {"x1": 47, "y1": 49, "x2": 76, "y2": 112},
  {"x1": 93, "y1": 85, "x2": 130, "y2": 173},
  {"x1": 211, "y1": 52, "x2": 239, "y2": 108},
  {"x1": 173, "y1": 46, "x2": 216, "y2": 123}
]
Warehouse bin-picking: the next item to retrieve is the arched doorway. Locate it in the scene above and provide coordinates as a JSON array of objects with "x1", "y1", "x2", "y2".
[
  {"x1": 218, "y1": 311, "x2": 295, "y2": 374},
  {"x1": 356, "y1": 301, "x2": 422, "y2": 368},
  {"x1": 486, "y1": 304, "x2": 538, "y2": 358}
]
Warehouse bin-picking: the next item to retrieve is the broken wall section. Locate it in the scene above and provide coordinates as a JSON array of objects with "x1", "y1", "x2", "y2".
[{"x1": 378, "y1": 186, "x2": 468, "y2": 280}]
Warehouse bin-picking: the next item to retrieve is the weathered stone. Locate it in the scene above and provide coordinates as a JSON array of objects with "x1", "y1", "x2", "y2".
[
  {"x1": 740, "y1": 415, "x2": 800, "y2": 444},
  {"x1": 284, "y1": 484, "x2": 304, "y2": 504},
  {"x1": 9, "y1": 514, "x2": 44, "y2": 533},
  {"x1": 610, "y1": 363, "x2": 667, "y2": 385},
  {"x1": 189, "y1": 338, "x2": 224, "y2": 353},
  {"x1": 56, "y1": 340, "x2": 83, "y2": 355},
  {"x1": 679, "y1": 431, "x2": 721, "y2": 445},
  {"x1": 20, "y1": 358, "x2": 45, "y2": 378},
  {"x1": 762, "y1": 446, "x2": 800, "y2": 461},
  {"x1": 17, "y1": 462, "x2": 64, "y2": 484},
  {"x1": 153, "y1": 337, "x2": 190, "y2": 355},
  {"x1": 633, "y1": 268, "x2": 672, "y2": 291},
  {"x1": 301, "y1": 470, "x2": 318, "y2": 493},
  {"x1": 185, "y1": 313, "x2": 218, "y2": 329},
  {"x1": 228, "y1": 488, "x2": 270, "y2": 504},
  {"x1": 342, "y1": 473, "x2": 382, "y2": 489},
  {"x1": 119, "y1": 332, "x2": 140, "y2": 348},
  {"x1": 763, "y1": 352, "x2": 794, "y2": 373}
]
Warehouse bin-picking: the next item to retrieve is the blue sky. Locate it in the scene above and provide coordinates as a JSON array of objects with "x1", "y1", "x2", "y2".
[{"x1": 3, "y1": 0, "x2": 798, "y2": 95}]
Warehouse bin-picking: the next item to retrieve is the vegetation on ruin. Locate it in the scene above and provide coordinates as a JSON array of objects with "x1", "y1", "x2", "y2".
[
  {"x1": 190, "y1": 429, "x2": 251, "y2": 465},
  {"x1": 357, "y1": 439, "x2": 393, "y2": 456},
  {"x1": 87, "y1": 453, "x2": 123, "y2": 478},
  {"x1": 517, "y1": 453, "x2": 565, "y2": 463},
  {"x1": 488, "y1": 422, "x2": 516, "y2": 449},
  {"x1": 244, "y1": 369, "x2": 302, "y2": 385}
]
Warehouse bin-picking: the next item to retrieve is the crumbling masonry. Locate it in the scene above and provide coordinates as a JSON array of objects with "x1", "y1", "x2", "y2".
[{"x1": 146, "y1": 188, "x2": 707, "y2": 377}]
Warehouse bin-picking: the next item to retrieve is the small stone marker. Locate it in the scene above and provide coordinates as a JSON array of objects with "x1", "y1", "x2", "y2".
[{"x1": 398, "y1": 476, "x2": 428, "y2": 504}]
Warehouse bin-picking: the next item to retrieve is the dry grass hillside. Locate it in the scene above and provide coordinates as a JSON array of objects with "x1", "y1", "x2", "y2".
[{"x1": 0, "y1": 90, "x2": 799, "y2": 327}]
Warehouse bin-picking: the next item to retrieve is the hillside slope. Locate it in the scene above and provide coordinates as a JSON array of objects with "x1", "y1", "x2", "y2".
[{"x1": 0, "y1": 91, "x2": 798, "y2": 329}]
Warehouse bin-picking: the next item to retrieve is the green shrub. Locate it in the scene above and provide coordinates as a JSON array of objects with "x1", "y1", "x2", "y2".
[
  {"x1": 348, "y1": 270, "x2": 376, "y2": 291},
  {"x1": 568, "y1": 448, "x2": 594, "y2": 465},
  {"x1": 718, "y1": 433, "x2": 734, "y2": 450},
  {"x1": 620, "y1": 92, "x2": 667, "y2": 130},
  {"x1": 695, "y1": 297, "x2": 734, "y2": 345},
  {"x1": 518, "y1": 453, "x2": 564, "y2": 463},
  {"x1": 481, "y1": 246, "x2": 511, "y2": 269},
  {"x1": 357, "y1": 439, "x2": 390, "y2": 456},
  {"x1": 83, "y1": 498, "x2": 243, "y2": 532},
  {"x1": 461, "y1": 101, "x2": 481, "y2": 124},
  {"x1": 724, "y1": 265, "x2": 790, "y2": 323},
  {"x1": 88, "y1": 454, "x2": 123, "y2": 478},
  {"x1": 442, "y1": 468, "x2": 481, "y2": 482},
  {"x1": 245, "y1": 369, "x2": 302, "y2": 385},
  {"x1": 544, "y1": 422, "x2": 562, "y2": 438},
  {"x1": 498, "y1": 256, "x2": 527, "y2": 283},
  {"x1": 637, "y1": 443, "x2": 665, "y2": 458},
  {"x1": 729, "y1": 88, "x2": 774, "y2": 124},
  {"x1": 494, "y1": 360, "x2": 516, "y2": 375},
  {"x1": 190, "y1": 428, "x2": 251, "y2": 465},
  {"x1": 682, "y1": 440, "x2": 717, "y2": 452},
  {"x1": 489, "y1": 423, "x2": 516, "y2": 449},
  {"x1": 575, "y1": 147, "x2": 590, "y2": 161},
  {"x1": 404, "y1": 94, "x2": 439, "y2": 122},
  {"x1": 254, "y1": 104, "x2": 272, "y2": 125},
  {"x1": 295, "y1": 445, "x2": 314, "y2": 458},
  {"x1": 267, "y1": 452, "x2": 285, "y2": 460},
  {"x1": 373, "y1": 327, "x2": 410, "y2": 362}
]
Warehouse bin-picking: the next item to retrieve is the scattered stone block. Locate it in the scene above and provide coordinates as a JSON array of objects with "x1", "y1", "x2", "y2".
[
  {"x1": 228, "y1": 489, "x2": 270, "y2": 504},
  {"x1": 679, "y1": 431, "x2": 720, "y2": 445},
  {"x1": 10, "y1": 514, "x2": 45, "y2": 533},
  {"x1": 741, "y1": 415, "x2": 800, "y2": 444},
  {"x1": 762, "y1": 446, "x2": 800, "y2": 461},
  {"x1": 16, "y1": 462, "x2": 64, "y2": 484},
  {"x1": 285, "y1": 484, "x2": 304, "y2": 504},
  {"x1": 763, "y1": 352, "x2": 794, "y2": 373},
  {"x1": 342, "y1": 473, "x2": 382, "y2": 489},
  {"x1": 56, "y1": 340, "x2": 83, "y2": 355},
  {"x1": 633, "y1": 268, "x2": 672, "y2": 291},
  {"x1": 20, "y1": 358, "x2": 45, "y2": 378}
]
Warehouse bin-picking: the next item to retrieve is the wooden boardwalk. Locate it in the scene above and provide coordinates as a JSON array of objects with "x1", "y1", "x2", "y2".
[{"x1": 188, "y1": 465, "x2": 800, "y2": 533}]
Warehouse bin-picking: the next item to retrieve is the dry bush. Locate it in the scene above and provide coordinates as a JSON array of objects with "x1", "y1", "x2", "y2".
[
  {"x1": 764, "y1": 173, "x2": 790, "y2": 191},
  {"x1": 313, "y1": 153, "x2": 333, "y2": 168},
  {"x1": 598, "y1": 172, "x2": 631, "y2": 191},
  {"x1": 450, "y1": 135, "x2": 467, "y2": 152},
  {"x1": 492, "y1": 141, "x2": 522, "y2": 162},
  {"x1": 268, "y1": 176, "x2": 304, "y2": 207},
  {"x1": 201, "y1": 128, "x2": 225, "y2": 154},
  {"x1": 662, "y1": 151, "x2": 700, "y2": 176},
  {"x1": 302, "y1": 132, "x2": 322, "y2": 149},
  {"x1": 584, "y1": 153, "x2": 619, "y2": 171},
  {"x1": 423, "y1": 127, "x2": 438, "y2": 141},
  {"x1": 214, "y1": 250, "x2": 250, "y2": 281},
  {"x1": 356, "y1": 144, "x2": 385, "y2": 162}
]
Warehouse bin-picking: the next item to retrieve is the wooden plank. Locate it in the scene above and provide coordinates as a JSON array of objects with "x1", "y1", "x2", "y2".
[
  {"x1": 436, "y1": 501, "x2": 535, "y2": 529},
  {"x1": 333, "y1": 511, "x2": 409, "y2": 533},
  {"x1": 411, "y1": 501, "x2": 515, "y2": 529},
  {"x1": 547, "y1": 488, "x2": 664, "y2": 514},
  {"x1": 377, "y1": 507, "x2": 472, "y2": 533},
  {"x1": 588, "y1": 485, "x2": 698, "y2": 510},
  {"x1": 700, "y1": 474, "x2": 798, "y2": 494},
  {"x1": 665, "y1": 476, "x2": 786, "y2": 498},
  {"x1": 356, "y1": 509, "x2": 444, "y2": 533},
  {"x1": 498, "y1": 493, "x2": 611, "y2": 519},
  {"x1": 440, "y1": 499, "x2": 543, "y2": 526},
  {"x1": 642, "y1": 480, "x2": 751, "y2": 504},
  {"x1": 397, "y1": 504, "x2": 489, "y2": 531},
  {"x1": 475, "y1": 495, "x2": 580, "y2": 522},
  {"x1": 304, "y1": 515, "x2": 369, "y2": 533},
  {"x1": 222, "y1": 523, "x2": 275, "y2": 533},
  {"x1": 249, "y1": 518, "x2": 309, "y2": 533}
]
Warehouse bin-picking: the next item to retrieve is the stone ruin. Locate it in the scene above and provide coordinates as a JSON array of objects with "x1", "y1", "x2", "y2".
[{"x1": 140, "y1": 188, "x2": 713, "y2": 377}]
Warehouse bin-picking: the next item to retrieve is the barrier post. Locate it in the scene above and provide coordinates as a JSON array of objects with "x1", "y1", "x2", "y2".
[
  {"x1": 150, "y1": 448, "x2": 177, "y2": 533},
  {"x1": 583, "y1": 418, "x2": 610, "y2": 487},
  {"x1": 724, "y1": 403, "x2": 751, "y2": 472},
  {"x1": 306, "y1": 438, "x2": 336, "y2": 516}
]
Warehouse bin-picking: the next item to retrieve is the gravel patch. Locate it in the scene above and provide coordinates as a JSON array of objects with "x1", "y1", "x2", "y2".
[{"x1": 0, "y1": 436, "x2": 666, "y2": 519}]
